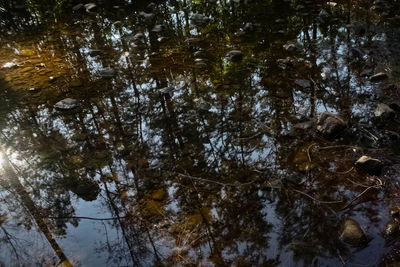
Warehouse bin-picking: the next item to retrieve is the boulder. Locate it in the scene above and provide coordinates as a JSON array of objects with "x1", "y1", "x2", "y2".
[
  {"x1": 374, "y1": 103, "x2": 395, "y2": 119},
  {"x1": 340, "y1": 219, "x2": 366, "y2": 245},
  {"x1": 316, "y1": 112, "x2": 346, "y2": 137},
  {"x1": 355, "y1": 155, "x2": 383, "y2": 175}
]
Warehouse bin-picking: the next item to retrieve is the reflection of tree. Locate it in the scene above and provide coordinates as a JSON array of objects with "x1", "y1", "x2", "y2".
[{"x1": 0, "y1": 0, "x2": 398, "y2": 266}]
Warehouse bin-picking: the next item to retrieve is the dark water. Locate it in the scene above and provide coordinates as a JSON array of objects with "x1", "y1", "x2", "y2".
[{"x1": 0, "y1": 0, "x2": 400, "y2": 266}]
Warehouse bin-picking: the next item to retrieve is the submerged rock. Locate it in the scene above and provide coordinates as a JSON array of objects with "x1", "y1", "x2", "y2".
[
  {"x1": 294, "y1": 79, "x2": 311, "y2": 88},
  {"x1": 139, "y1": 12, "x2": 155, "y2": 21},
  {"x1": 226, "y1": 50, "x2": 243, "y2": 62},
  {"x1": 72, "y1": 3, "x2": 83, "y2": 11},
  {"x1": 355, "y1": 156, "x2": 383, "y2": 175},
  {"x1": 99, "y1": 67, "x2": 116, "y2": 78},
  {"x1": 384, "y1": 221, "x2": 399, "y2": 237},
  {"x1": 340, "y1": 219, "x2": 366, "y2": 245},
  {"x1": 370, "y1": 72, "x2": 388, "y2": 82},
  {"x1": 84, "y1": 3, "x2": 97, "y2": 13},
  {"x1": 54, "y1": 98, "x2": 78, "y2": 110},
  {"x1": 283, "y1": 42, "x2": 297, "y2": 52},
  {"x1": 152, "y1": 24, "x2": 163, "y2": 33},
  {"x1": 316, "y1": 112, "x2": 346, "y2": 137},
  {"x1": 190, "y1": 13, "x2": 211, "y2": 26},
  {"x1": 88, "y1": 49, "x2": 102, "y2": 57},
  {"x1": 374, "y1": 103, "x2": 395, "y2": 119}
]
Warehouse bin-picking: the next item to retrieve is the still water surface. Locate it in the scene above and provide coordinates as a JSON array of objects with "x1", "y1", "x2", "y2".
[{"x1": 0, "y1": 0, "x2": 400, "y2": 266}]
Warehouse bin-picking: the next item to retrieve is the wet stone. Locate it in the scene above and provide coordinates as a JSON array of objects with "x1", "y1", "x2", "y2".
[
  {"x1": 370, "y1": 72, "x2": 388, "y2": 82},
  {"x1": 340, "y1": 219, "x2": 366, "y2": 245},
  {"x1": 84, "y1": 3, "x2": 97, "y2": 13},
  {"x1": 355, "y1": 155, "x2": 383, "y2": 176},
  {"x1": 374, "y1": 103, "x2": 395, "y2": 119},
  {"x1": 54, "y1": 98, "x2": 79, "y2": 110},
  {"x1": 294, "y1": 79, "x2": 311, "y2": 88},
  {"x1": 226, "y1": 50, "x2": 243, "y2": 62},
  {"x1": 190, "y1": 13, "x2": 211, "y2": 26},
  {"x1": 88, "y1": 49, "x2": 102, "y2": 57},
  {"x1": 99, "y1": 68, "x2": 116, "y2": 78},
  {"x1": 152, "y1": 25, "x2": 163, "y2": 33},
  {"x1": 139, "y1": 12, "x2": 155, "y2": 21},
  {"x1": 316, "y1": 112, "x2": 346, "y2": 137},
  {"x1": 72, "y1": 3, "x2": 83, "y2": 11},
  {"x1": 277, "y1": 58, "x2": 292, "y2": 70},
  {"x1": 283, "y1": 42, "x2": 296, "y2": 52},
  {"x1": 384, "y1": 221, "x2": 399, "y2": 237}
]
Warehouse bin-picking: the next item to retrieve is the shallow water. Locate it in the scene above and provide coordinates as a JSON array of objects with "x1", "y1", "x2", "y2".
[{"x1": 0, "y1": 0, "x2": 400, "y2": 266}]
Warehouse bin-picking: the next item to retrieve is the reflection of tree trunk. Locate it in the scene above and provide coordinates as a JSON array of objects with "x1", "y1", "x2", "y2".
[{"x1": 2, "y1": 153, "x2": 72, "y2": 266}]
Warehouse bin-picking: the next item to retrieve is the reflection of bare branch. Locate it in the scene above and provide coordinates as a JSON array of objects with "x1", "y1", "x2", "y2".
[
  {"x1": 0, "y1": 225, "x2": 21, "y2": 264},
  {"x1": 292, "y1": 189, "x2": 343, "y2": 204}
]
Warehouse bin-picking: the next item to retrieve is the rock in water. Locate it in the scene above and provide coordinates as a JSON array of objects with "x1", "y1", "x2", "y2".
[
  {"x1": 340, "y1": 219, "x2": 366, "y2": 245},
  {"x1": 374, "y1": 103, "x2": 395, "y2": 119},
  {"x1": 88, "y1": 49, "x2": 102, "y2": 57},
  {"x1": 294, "y1": 79, "x2": 311, "y2": 88},
  {"x1": 190, "y1": 13, "x2": 211, "y2": 26},
  {"x1": 54, "y1": 98, "x2": 78, "y2": 110},
  {"x1": 100, "y1": 68, "x2": 116, "y2": 78},
  {"x1": 316, "y1": 112, "x2": 346, "y2": 137},
  {"x1": 384, "y1": 221, "x2": 399, "y2": 237},
  {"x1": 226, "y1": 50, "x2": 243, "y2": 62},
  {"x1": 355, "y1": 156, "x2": 383, "y2": 175},
  {"x1": 84, "y1": 3, "x2": 97, "y2": 13},
  {"x1": 370, "y1": 72, "x2": 388, "y2": 82}
]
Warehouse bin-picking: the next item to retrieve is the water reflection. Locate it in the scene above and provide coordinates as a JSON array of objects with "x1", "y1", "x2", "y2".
[{"x1": 0, "y1": 0, "x2": 400, "y2": 266}]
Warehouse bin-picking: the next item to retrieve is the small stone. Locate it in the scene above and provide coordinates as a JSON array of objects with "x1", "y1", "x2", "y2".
[
  {"x1": 316, "y1": 112, "x2": 346, "y2": 137},
  {"x1": 139, "y1": 12, "x2": 155, "y2": 21},
  {"x1": 384, "y1": 221, "x2": 399, "y2": 237},
  {"x1": 152, "y1": 25, "x2": 163, "y2": 33},
  {"x1": 190, "y1": 13, "x2": 211, "y2": 26},
  {"x1": 99, "y1": 68, "x2": 116, "y2": 78},
  {"x1": 293, "y1": 120, "x2": 315, "y2": 130},
  {"x1": 72, "y1": 3, "x2": 83, "y2": 11},
  {"x1": 277, "y1": 58, "x2": 292, "y2": 70},
  {"x1": 88, "y1": 49, "x2": 102, "y2": 57},
  {"x1": 318, "y1": 9, "x2": 330, "y2": 23},
  {"x1": 340, "y1": 219, "x2": 366, "y2": 245},
  {"x1": 370, "y1": 72, "x2": 388, "y2": 82},
  {"x1": 327, "y1": 2, "x2": 338, "y2": 7},
  {"x1": 283, "y1": 42, "x2": 297, "y2": 52},
  {"x1": 54, "y1": 98, "x2": 78, "y2": 110},
  {"x1": 157, "y1": 37, "x2": 167, "y2": 43},
  {"x1": 132, "y1": 33, "x2": 145, "y2": 41},
  {"x1": 84, "y1": 3, "x2": 97, "y2": 13},
  {"x1": 374, "y1": 103, "x2": 395, "y2": 119},
  {"x1": 193, "y1": 50, "x2": 206, "y2": 58},
  {"x1": 159, "y1": 87, "x2": 174, "y2": 97},
  {"x1": 194, "y1": 98, "x2": 211, "y2": 111},
  {"x1": 355, "y1": 156, "x2": 383, "y2": 176},
  {"x1": 294, "y1": 79, "x2": 311, "y2": 88},
  {"x1": 226, "y1": 50, "x2": 243, "y2": 62}
]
